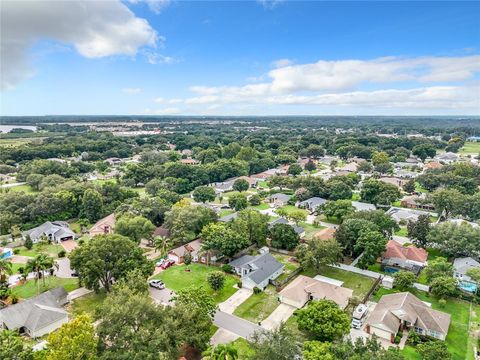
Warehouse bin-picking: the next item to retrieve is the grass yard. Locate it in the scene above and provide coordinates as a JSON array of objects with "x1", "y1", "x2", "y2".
[
  {"x1": 7, "y1": 184, "x2": 36, "y2": 194},
  {"x1": 69, "y1": 291, "x2": 107, "y2": 318},
  {"x1": 219, "y1": 209, "x2": 235, "y2": 217},
  {"x1": 372, "y1": 287, "x2": 476, "y2": 360},
  {"x1": 284, "y1": 312, "x2": 315, "y2": 342},
  {"x1": 0, "y1": 137, "x2": 40, "y2": 147},
  {"x1": 395, "y1": 227, "x2": 408, "y2": 236},
  {"x1": 257, "y1": 180, "x2": 270, "y2": 189},
  {"x1": 133, "y1": 187, "x2": 146, "y2": 197},
  {"x1": 272, "y1": 253, "x2": 300, "y2": 282},
  {"x1": 249, "y1": 203, "x2": 270, "y2": 211},
  {"x1": 460, "y1": 142, "x2": 480, "y2": 155},
  {"x1": 277, "y1": 205, "x2": 308, "y2": 217},
  {"x1": 16, "y1": 243, "x2": 64, "y2": 258},
  {"x1": 302, "y1": 266, "x2": 375, "y2": 298},
  {"x1": 12, "y1": 277, "x2": 79, "y2": 299},
  {"x1": 299, "y1": 222, "x2": 326, "y2": 238},
  {"x1": 317, "y1": 214, "x2": 341, "y2": 225},
  {"x1": 152, "y1": 263, "x2": 239, "y2": 303},
  {"x1": 9, "y1": 262, "x2": 25, "y2": 274},
  {"x1": 230, "y1": 338, "x2": 256, "y2": 358},
  {"x1": 233, "y1": 285, "x2": 280, "y2": 323}
]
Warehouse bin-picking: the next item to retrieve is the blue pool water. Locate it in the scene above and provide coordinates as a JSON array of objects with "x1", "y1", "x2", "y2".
[
  {"x1": 384, "y1": 267, "x2": 399, "y2": 274},
  {"x1": 458, "y1": 281, "x2": 477, "y2": 293}
]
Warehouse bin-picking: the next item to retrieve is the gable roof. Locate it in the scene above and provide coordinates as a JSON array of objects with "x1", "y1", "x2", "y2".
[
  {"x1": 367, "y1": 292, "x2": 450, "y2": 335},
  {"x1": 0, "y1": 288, "x2": 68, "y2": 332},
  {"x1": 169, "y1": 239, "x2": 202, "y2": 258},
  {"x1": 298, "y1": 197, "x2": 327, "y2": 208},
  {"x1": 383, "y1": 240, "x2": 428, "y2": 264},
  {"x1": 352, "y1": 201, "x2": 376, "y2": 211},
  {"x1": 89, "y1": 213, "x2": 115, "y2": 235},
  {"x1": 453, "y1": 257, "x2": 480, "y2": 275},
  {"x1": 24, "y1": 221, "x2": 75, "y2": 240},
  {"x1": 230, "y1": 253, "x2": 283, "y2": 285},
  {"x1": 267, "y1": 193, "x2": 291, "y2": 202}
]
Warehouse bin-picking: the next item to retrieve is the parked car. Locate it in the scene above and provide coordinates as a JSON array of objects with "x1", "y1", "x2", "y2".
[
  {"x1": 160, "y1": 259, "x2": 175, "y2": 270},
  {"x1": 148, "y1": 279, "x2": 165, "y2": 289},
  {"x1": 351, "y1": 303, "x2": 368, "y2": 329},
  {"x1": 155, "y1": 259, "x2": 166, "y2": 267}
]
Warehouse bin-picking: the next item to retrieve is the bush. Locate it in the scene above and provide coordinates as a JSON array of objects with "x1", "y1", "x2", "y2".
[
  {"x1": 253, "y1": 286, "x2": 262, "y2": 294},
  {"x1": 237, "y1": 280, "x2": 243, "y2": 288},
  {"x1": 221, "y1": 264, "x2": 234, "y2": 274},
  {"x1": 58, "y1": 250, "x2": 66, "y2": 258},
  {"x1": 13, "y1": 249, "x2": 20, "y2": 255}
]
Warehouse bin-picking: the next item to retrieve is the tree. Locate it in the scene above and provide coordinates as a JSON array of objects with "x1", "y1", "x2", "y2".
[
  {"x1": 269, "y1": 223, "x2": 300, "y2": 250},
  {"x1": 327, "y1": 180, "x2": 352, "y2": 200},
  {"x1": 24, "y1": 235, "x2": 33, "y2": 250},
  {"x1": 393, "y1": 271, "x2": 416, "y2": 290},
  {"x1": 423, "y1": 257, "x2": 454, "y2": 283},
  {"x1": 287, "y1": 163, "x2": 302, "y2": 176},
  {"x1": 430, "y1": 188, "x2": 466, "y2": 219},
  {"x1": 248, "y1": 323, "x2": 302, "y2": 360},
  {"x1": 201, "y1": 222, "x2": 249, "y2": 257},
  {"x1": 287, "y1": 209, "x2": 307, "y2": 224},
  {"x1": 335, "y1": 218, "x2": 379, "y2": 257},
  {"x1": 232, "y1": 179, "x2": 249, "y2": 192},
  {"x1": 345, "y1": 210, "x2": 399, "y2": 237},
  {"x1": 360, "y1": 179, "x2": 400, "y2": 205},
  {"x1": 207, "y1": 271, "x2": 225, "y2": 292},
  {"x1": 115, "y1": 215, "x2": 155, "y2": 243},
  {"x1": 174, "y1": 286, "x2": 217, "y2": 319},
  {"x1": 303, "y1": 341, "x2": 334, "y2": 360},
  {"x1": 249, "y1": 194, "x2": 261, "y2": 206},
  {"x1": 183, "y1": 252, "x2": 192, "y2": 268},
  {"x1": 372, "y1": 151, "x2": 392, "y2": 173},
  {"x1": 295, "y1": 239, "x2": 343, "y2": 274},
  {"x1": 228, "y1": 193, "x2": 248, "y2": 211},
  {"x1": 80, "y1": 188, "x2": 104, "y2": 222},
  {"x1": 26, "y1": 173, "x2": 44, "y2": 191},
  {"x1": 417, "y1": 340, "x2": 452, "y2": 360},
  {"x1": 427, "y1": 222, "x2": 480, "y2": 258},
  {"x1": 193, "y1": 186, "x2": 216, "y2": 203},
  {"x1": 466, "y1": 267, "x2": 480, "y2": 283},
  {"x1": 357, "y1": 161, "x2": 373, "y2": 173},
  {"x1": 305, "y1": 160, "x2": 317, "y2": 172},
  {"x1": 0, "y1": 330, "x2": 33, "y2": 360},
  {"x1": 296, "y1": 300, "x2": 350, "y2": 341},
  {"x1": 164, "y1": 204, "x2": 217, "y2": 243},
  {"x1": 407, "y1": 215, "x2": 431, "y2": 248},
  {"x1": 25, "y1": 254, "x2": 57, "y2": 294},
  {"x1": 327, "y1": 337, "x2": 405, "y2": 360},
  {"x1": 403, "y1": 179, "x2": 416, "y2": 193},
  {"x1": 355, "y1": 230, "x2": 387, "y2": 268},
  {"x1": 412, "y1": 144, "x2": 437, "y2": 161},
  {"x1": 430, "y1": 276, "x2": 457, "y2": 298},
  {"x1": 230, "y1": 209, "x2": 269, "y2": 247},
  {"x1": 323, "y1": 200, "x2": 355, "y2": 222},
  {"x1": 43, "y1": 314, "x2": 97, "y2": 360},
  {"x1": 305, "y1": 144, "x2": 325, "y2": 158},
  {"x1": 70, "y1": 234, "x2": 153, "y2": 292},
  {"x1": 202, "y1": 344, "x2": 238, "y2": 360}
]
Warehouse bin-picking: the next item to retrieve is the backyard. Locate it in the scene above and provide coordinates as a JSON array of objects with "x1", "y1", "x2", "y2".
[
  {"x1": 15, "y1": 243, "x2": 64, "y2": 259},
  {"x1": 152, "y1": 263, "x2": 239, "y2": 303},
  {"x1": 233, "y1": 285, "x2": 280, "y2": 323},
  {"x1": 68, "y1": 291, "x2": 107, "y2": 318},
  {"x1": 459, "y1": 141, "x2": 480, "y2": 155},
  {"x1": 11, "y1": 277, "x2": 79, "y2": 299},
  {"x1": 372, "y1": 287, "x2": 476, "y2": 360},
  {"x1": 273, "y1": 253, "x2": 301, "y2": 283}
]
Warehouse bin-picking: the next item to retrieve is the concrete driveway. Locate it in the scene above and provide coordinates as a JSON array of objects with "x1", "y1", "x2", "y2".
[
  {"x1": 61, "y1": 240, "x2": 78, "y2": 252},
  {"x1": 149, "y1": 286, "x2": 175, "y2": 305},
  {"x1": 210, "y1": 328, "x2": 240, "y2": 345},
  {"x1": 54, "y1": 258, "x2": 74, "y2": 278},
  {"x1": 213, "y1": 311, "x2": 263, "y2": 340},
  {"x1": 218, "y1": 288, "x2": 252, "y2": 314},
  {"x1": 261, "y1": 303, "x2": 296, "y2": 330}
]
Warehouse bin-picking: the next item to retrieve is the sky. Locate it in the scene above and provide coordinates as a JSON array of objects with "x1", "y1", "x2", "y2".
[{"x1": 1, "y1": 0, "x2": 479, "y2": 116}]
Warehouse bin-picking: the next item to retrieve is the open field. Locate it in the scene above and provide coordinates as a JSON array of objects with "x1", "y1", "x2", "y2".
[
  {"x1": 68, "y1": 291, "x2": 107, "y2": 318},
  {"x1": 12, "y1": 277, "x2": 79, "y2": 299},
  {"x1": 152, "y1": 263, "x2": 239, "y2": 303},
  {"x1": 460, "y1": 142, "x2": 480, "y2": 154},
  {"x1": 4, "y1": 184, "x2": 36, "y2": 194},
  {"x1": 233, "y1": 285, "x2": 280, "y2": 323},
  {"x1": 16, "y1": 243, "x2": 64, "y2": 258}
]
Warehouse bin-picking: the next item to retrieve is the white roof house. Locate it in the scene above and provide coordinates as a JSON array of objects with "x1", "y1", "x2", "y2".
[
  {"x1": 454, "y1": 257, "x2": 480, "y2": 283},
  {"x1": 23, "y1": 221, "x2": 76, "y2": 244}
]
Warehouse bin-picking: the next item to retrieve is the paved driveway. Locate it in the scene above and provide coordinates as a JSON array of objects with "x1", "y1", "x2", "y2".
[
  {"x1": 213, "y1": 311, "x2": 263, "y2": 340},
  {"x1": 149, "y1": 287, "x2": 175, "y2": 305},
  {"x1": 55, "y1": 258, "x2": 74, "y2": 278},
  {"x1": 218, "y1": 288, "x2": 252, "y2": 314},
  {"x1": 210, "y1": 328, "x2": 240, "y2": 345},
  {"x1": 61, "y1": 240, "x2": 78, "y2": 252},
  {"x1": 261, "y1": 303, "x2": 296, "y2": 330}
]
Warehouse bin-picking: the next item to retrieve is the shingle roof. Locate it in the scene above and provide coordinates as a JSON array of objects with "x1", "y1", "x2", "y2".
[
  {"x1": 24, "y1": 221, "x2": 75, "y2": 240},
  {"x1": 454, "y1": 257, "x2": 480, "y2": 275},
  {"x1": 383, "y1": 240, "x2": 428, "y2": 263},
  {"x1": 230, "y1": 253, "x2": 283, "y2": 285}
]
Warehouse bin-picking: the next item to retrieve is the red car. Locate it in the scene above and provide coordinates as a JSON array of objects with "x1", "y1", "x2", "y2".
[{"x1": 160, "y1": 259, "x2": 175, "y2": 270}]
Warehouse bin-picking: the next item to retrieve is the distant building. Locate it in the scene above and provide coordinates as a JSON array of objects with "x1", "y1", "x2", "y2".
[
  {"x1": 0, "y1": 247, "x2": 13, "y2": 260},
  {"x1": 400, "y1": 195, "x2": 435, "y2": 211},
  {"x1": 352, "y1": 201, "x2": 376, "y2": 212},
  {"x1": 454, "y1": 257, "x2": 480, "y2": 283},
  {"x1": 267, "y1": 193, "x2": 291, "y2": 207},
  {"x1": 297, "y1": 197, "x2": 327, "y2": 213},
  {"x1": 89, "y1": 213, "x2": 115, "y2": 237},
  {"x1": 434, "y1": 152, "x2": 460, "y2": 164},
  {"x1": 382, "y1": 240, "x2": 428, "y2": 273}
]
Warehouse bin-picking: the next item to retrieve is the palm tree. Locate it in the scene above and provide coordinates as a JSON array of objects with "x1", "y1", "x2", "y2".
[
  {"x1": 202, "y1": 344, "x2": 238, "y2": 360},
  {"x1": 154, "y1": 235, "x2": 170, "y2": 256},
  {"x1": 25, "y1": 254, "x2": 57, "y2": 294},
  {"x1": 0, "y1": 259, "x2": 13, "y2": 286}
]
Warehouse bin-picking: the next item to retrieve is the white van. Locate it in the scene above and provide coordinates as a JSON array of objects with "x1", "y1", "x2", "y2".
[{"x1": 351, "y1": 304, "x2": 368, "y2": 329}]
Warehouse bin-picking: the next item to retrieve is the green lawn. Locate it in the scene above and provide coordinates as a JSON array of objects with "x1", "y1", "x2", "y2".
[
  {"x1": 69, "y1": 291, "x2": 107, "y2": 318},
  {"x1": 395, "y1": 227, "x2": 408, "y2": 236},
  {"x1": 317, "y1": 214, "x2": 341, "y2": 225},
  {"x1": 299, "y1": 222, "x2": 326, "y2": 238},
  {"x1": 9, "y1": 262, "x2": 25, "y2": 274},
  {"x1": 12, "y1": 277, "x2": 79, "y2": 299},
  {"x1": 16, "y1": 243, "x2": 64, "y2": 258},
  {"x1": 302, "y1": 266, "x2": 375, "y2": 298},
  {"x1": 7, "y1": 184, "x2": 36, "y2": 194},
  {"x1": 230, "y1": 338, "x2": 256, "y2": 358},
  {"x1": 257, "y1": 180, "x2": 270, "y2": 188},
  {"x1": 233, "y1": 286, "x2": 280, "y2": 323},
  {"x1": 414, "y1": 182, "x2": 429, "y2": 194},
  {"x1": 460, "y1": 142, "x2": 480, "y2": 155},
  {"x1": 249, "y1": 203, "x2": 270, "y2": 211},
  {"x1": 373, "y1": 287, "x2": 475, "y2": 360},
  {"x1": 277, "y1": 205, "x2": 308, "y2": 217},
  {"x1": 219, "y1": 209, "x2": 235, "y2": 217},
  {"x1": 152, "y1": 263, "x2": 239, "y2": 303},
  {"x1": 272, "y1": 253, "x2": 300, "y2": 282},
  {"x1": 284, "y1": 312, "x2": 315, "y2": 342}
]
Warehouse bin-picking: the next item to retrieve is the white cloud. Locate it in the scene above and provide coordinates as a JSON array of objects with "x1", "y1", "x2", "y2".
[
  {"x1": 257, "y1": 0, "x2": 285, "y2": 9},
  {"x1": 144, "y1": 51, "x2": 178, "y2": 65},
  {"x1": 1, "y1": 0, "x2": 158, "y2": 90},
  {"x1": 144, "y1": 107, "x2": 180, "y2": 115},
  {"x1": 122, "y1": 88, "x2": 142, "y2": 94},
  {"x1": 127, "y1": 0, "x2": 172, "y2": 14},
  {"x1": 272, "y1": 58, "x2": 293, "y2": 68}
]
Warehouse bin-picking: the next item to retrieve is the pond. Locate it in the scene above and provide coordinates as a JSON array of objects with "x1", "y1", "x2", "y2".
[{"x1": 458, "y1": 281, "x2": 477, "y2": 293}]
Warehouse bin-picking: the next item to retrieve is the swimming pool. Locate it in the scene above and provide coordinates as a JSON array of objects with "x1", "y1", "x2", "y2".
[
  {"x1": 384, "y1": 267, "x2": 400, "y2": 274},
  {"x1": 458, "y1": 281, "x2": 477, "y2": 293}
]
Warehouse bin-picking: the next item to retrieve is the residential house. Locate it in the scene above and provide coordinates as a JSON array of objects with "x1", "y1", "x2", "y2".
[
  {"x1": 89, "y1": 213, "x2": 115, "y2": 237},
  {"x1": 318, "y1": 155, "x2": 338, "y2": 166},
  {"x1": 105, "y1": 157, "x2": 123, "y2": 166},
  {"x1": 447, "y1": 219, "x2": 479, "y2": 228},
  {"x1": 394, "y1": 169, "x2": 419, "y2": 179},
  {"x1": 386, "y1": 207, "x2": 434, "y2": 224},
  {"x1": 453, "y1": 257, "x2": 480, "y2": 283},
  {"x1": 229, "y1": 252, "x2": 284, "y2": 290},
  {"x1": 210, "y1": 180, "x2": 234, "y2": 194},
  {"x1": 313, "y1": 228, "x2": 336, "y2": 241},
  {"x1": 435, "y1": 152, "x2": 460, "y2": 164},
  {"x1": 279, "y1": 275, "x2": 353, "y2": 309},
  {"x1": 378, "y1": 177, "x2": 406, "y2": 188},
  {"x1": 267, "y1": 193, "x2": 291, "y2": 208},
  {"x1": 23, "y1": 221, "x2": 76, "y2": 244},
  {"x1": 0, "y1": 288, "x2": 69, "y2": 338},
  {"x1": 400, "y1": 195, "x2": 435, "y2": 211},
  {"x1": 352, "y1": 201, "x2": 376, "y2": 212},
  {"x1": 339, "y1": 162, "x2": 358, "y2": 172},
  {"x1": 268, "y1": 217, "x2": 305, "y2": 238},
  {"x1": 218, "y1": 212, "x2": 238, "y2": 223},
  {"x1": 297, "y1": 197, "x2": 327, "y2": 214},
  {"x1": 366, "y1": 292, "x2": 451, "y2": 342},
  {"x1": 167, "y1": 239, "x2": 213, "y2": 264},
  {"x1": 424, "y1": 161, "x2": 443, "y2": 170},
  {"x1": 381, "y1": 240, "x2": 428, "y2": 273},
  {"x1": 180, "y1": 158, "x2": 200, "y2": 165},
  {"x1": 152, "y1": 226, "x2": 170, "y2": 238}
]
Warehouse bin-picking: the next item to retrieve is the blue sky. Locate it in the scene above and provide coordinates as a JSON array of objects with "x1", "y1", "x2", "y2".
[{"x1": 1, "y1": 0, "x2": 479, "y2": 116}]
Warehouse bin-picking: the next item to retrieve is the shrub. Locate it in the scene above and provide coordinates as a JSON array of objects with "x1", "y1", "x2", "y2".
[
  {"x1": 253, "y1": 286, "x2": 262, "y2": 294},
  {"x1": 58, "y1": 250, "x2": 66, "y2": 258},
  {"x1": 222, "y1": 264, "x2": 234, "y2": 274},
  {"x1": 13, "y1": 249, "x2": 20, "y2": 255},
  {"x1": 24, "y1": 235, "x2": 33, "y2": 250},
  {"x1": 237, "y1": 280, "x2": 243, "y2": 288}
]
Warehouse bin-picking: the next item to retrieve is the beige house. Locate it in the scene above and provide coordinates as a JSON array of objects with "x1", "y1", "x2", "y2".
[
  {"x1": 89, "y1": 213, "x2": 115, "y2": 237},
  {"x1": 279, "y1": 275, "x2": 353, "y2": 309},
  {"x1": 366, "y1": 292, "x2": 450, "y2": 342}
]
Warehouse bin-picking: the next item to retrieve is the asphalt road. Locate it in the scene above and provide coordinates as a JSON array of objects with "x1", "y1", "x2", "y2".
[{"x1": 213, "y1": 311, "x2": 263, "y2": 340}]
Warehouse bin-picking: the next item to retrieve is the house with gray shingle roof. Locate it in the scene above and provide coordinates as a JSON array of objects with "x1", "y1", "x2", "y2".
[
  {"x1": 23, "y1": 221, "x2": 76, "y2": 244},
  {"x1": 297, "y1": 197, "x2": 327, "y2": 213},
  {"x1": 0, "y1": 287, "x2": 68, "y2": 338},
  {"x1": 229, "y1": 252, "x2": 284, "y2": 290},
  {"x1": 268, "y1": 217, "x2": 305, "y2": 237},
  {"x1": 267, "y1": 193, "x2": 291, "y2": 208},
  {"x1": 454, "y1": 257, "x2": 480, "y2": 283}
]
